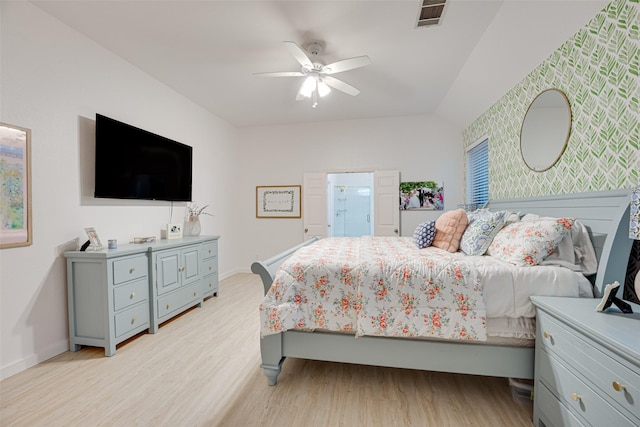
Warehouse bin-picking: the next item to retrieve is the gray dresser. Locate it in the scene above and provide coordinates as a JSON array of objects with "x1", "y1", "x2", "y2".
[
  {"x1": 65, "y1": 235, "x2": 219, "y2": 355},
  {"x1": 531, "y1": 296, "x2": 640, "y2": 427}
]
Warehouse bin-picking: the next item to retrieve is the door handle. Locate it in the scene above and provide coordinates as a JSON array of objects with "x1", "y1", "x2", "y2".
[
  {"x1": 394, "y1": 228, "x2": 399, "y2": 234},
  {"x1": 304, "y1": 228, "x2": 308, "y2": 233}
]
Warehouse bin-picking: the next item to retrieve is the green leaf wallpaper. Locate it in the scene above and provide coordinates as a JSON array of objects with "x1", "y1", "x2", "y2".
[{"x1": 463, "y1": 0, "x2": 639, "y2": 199}]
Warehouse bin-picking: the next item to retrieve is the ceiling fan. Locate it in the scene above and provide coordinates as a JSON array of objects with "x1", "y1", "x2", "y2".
[{"x1": 254, "y1": 41, "x2": 371, "y2": 108}]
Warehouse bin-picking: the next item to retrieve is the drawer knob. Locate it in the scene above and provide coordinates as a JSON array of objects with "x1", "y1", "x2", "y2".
[
  {"x1": 130, "y1": 292, "x2": 136, "y2": 299},
  {"x1": 130, "y1": 267, "x2": 135, "y2": 274},
  {"x1": 131, "y1": 317, "x2": 137, "y2": 323},
  {"x1": 166, "y1": 304, "x2": 170, "y2": 309},
  {"x1": 209, "y1": 283, "x2": 212, "y2": 288},
  {"x1": 179, "y1": 266, "x2": 185, "y2": 272},
  {"x1": 543, "y1": 331, "x2": 552, "y2": 339},
  {"x1": 208, "y1": 250, "x2": 212, "y2": 254},
  {"x1": 612, "y1": 381, "x2": 626, "y2": 392},
  {"x1": 209, "y1": 266, "x2": 212, "y2": 271},
  {"x1": 193, "y1": 291, "x2": 197, "y2": 296},
  {"x1": 570, "y1": 392, "x2": 582, "y2": 401}
]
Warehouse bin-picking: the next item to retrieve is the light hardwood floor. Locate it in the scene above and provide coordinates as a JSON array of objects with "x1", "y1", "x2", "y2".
[{"x1": 1, "y1": 273, "x2": 533, "y2": 426}]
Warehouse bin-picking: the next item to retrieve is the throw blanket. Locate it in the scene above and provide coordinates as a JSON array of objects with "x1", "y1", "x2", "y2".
[{"x1": 260, "y1": 237, "x2": 487, "y2": 341}]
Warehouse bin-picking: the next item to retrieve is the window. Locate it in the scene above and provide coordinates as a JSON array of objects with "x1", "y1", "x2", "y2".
[{"x1": 466, "y1": 138, "x2": 489, "y2": 207}]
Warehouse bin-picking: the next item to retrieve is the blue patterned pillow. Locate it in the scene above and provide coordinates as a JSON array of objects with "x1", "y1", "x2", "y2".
[
  {"x1": 414, "y1": 220, "x2": 436, "y2": 249},
  {"x1": 460, "y1": 210, "x2": 508, "y2": 256}
]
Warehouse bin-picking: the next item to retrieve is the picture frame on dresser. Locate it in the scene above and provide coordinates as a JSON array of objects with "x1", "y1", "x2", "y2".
[
  {"x1": 84, "y1": 227, "x2": 103, "y2": 251},
  {"x1": 0, "y1": 122, "x2": 32, "y2": 249}
]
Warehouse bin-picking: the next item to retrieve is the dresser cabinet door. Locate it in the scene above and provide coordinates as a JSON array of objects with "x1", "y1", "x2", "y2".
[
  {"x1": 181, "y1": 246, "x2": 201, "y2": 286},
  {"x1": 156, "y1": 250, "x2": 181, "y2": 295}
]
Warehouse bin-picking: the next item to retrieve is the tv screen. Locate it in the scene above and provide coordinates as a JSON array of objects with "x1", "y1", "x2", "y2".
[{"x1": 94, "y1": 114, "x2": 192, "y2": 202}]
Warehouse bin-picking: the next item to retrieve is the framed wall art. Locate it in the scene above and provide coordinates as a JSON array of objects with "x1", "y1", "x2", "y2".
[
  {"x1": 0, "y1": 122, "x2": 32, "y2": 249},
  {"x1": 256, "y1": 185, "x2": 301, "y2": 218},
  {"x1": 400, "y1": 181, "x2": 444, "y2": 211}
]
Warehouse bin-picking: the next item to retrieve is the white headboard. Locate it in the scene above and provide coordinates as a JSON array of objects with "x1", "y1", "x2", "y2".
[{"x1": 487, "y1": 189, "x2": 632, "y2": 297}]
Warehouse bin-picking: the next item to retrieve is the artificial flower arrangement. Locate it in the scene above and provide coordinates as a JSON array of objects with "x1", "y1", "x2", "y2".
[
  {"x1": 185, "y1": 203, "x2": 212, "y2": 219},
  {"x1": 184, "y1": 203, "x2": 213, "y2": 236}
]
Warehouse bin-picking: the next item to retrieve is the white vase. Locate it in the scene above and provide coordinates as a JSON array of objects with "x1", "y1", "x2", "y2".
[{"x1": 184, "y1": 216, "x2": 201, "y2": 236}]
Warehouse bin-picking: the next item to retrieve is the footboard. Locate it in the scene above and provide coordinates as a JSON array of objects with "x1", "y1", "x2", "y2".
[{"x1": 251, "y1": 237, "x2": 319, "y2": 295}]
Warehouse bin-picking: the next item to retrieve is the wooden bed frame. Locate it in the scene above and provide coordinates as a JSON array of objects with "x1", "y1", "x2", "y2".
[{"x1": 251, "y1": 189, "x2": 633, "y2": 385}]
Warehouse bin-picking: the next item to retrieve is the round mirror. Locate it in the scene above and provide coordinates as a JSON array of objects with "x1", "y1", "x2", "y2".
[{"x1": 520, "y1": 89, "x2": 572, "y2": 172}]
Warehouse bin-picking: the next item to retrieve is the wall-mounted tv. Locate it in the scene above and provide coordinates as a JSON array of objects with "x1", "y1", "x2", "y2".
[{"x1": 94, "y1": 114, "x2": 192, "y2": 202}]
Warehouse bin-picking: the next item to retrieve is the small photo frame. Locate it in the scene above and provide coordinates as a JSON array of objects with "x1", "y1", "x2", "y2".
[
  {"x1": 84, "y1": 227, "x2": 103, "y2": 251},
  {"x1": 256, "y1": 185, "x2": 301, "y2": 218},
  {"x1": 166, "y1": 223, "x2": 183, "y2": 239}
]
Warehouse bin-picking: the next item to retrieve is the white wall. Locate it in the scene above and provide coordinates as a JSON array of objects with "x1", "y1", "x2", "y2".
[
  {"x1": 0, "y1": 2, "x2": 240, "y2": 379},
  {"x1": 236, "y1": 115, "x2": 464, "y2": 267}
]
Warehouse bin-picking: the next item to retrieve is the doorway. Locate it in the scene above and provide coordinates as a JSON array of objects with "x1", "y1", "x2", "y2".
[
  {"x1": 303, "y1": 170, "x2": 399, "y2": 240},
  {"x1": 327, "y1": 173, "x2": 373, "y2": 237}
]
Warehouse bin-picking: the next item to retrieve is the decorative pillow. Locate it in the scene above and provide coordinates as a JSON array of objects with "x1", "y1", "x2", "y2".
[
  {"x1": 522, "y1": 215, "x2": 597, "y2": 274},
  {"x1": 460, "y1": 210, "x2": 509, "y2": 256},
  {"x1": 487, "y1": 217, "x2": 575, "y2": 266},
  {"x1": 431, "y1": 209, "x2": 468, "y2": 252},
  {"x1": 413, "y1": 220, "x2": 437, "y2": 249}
]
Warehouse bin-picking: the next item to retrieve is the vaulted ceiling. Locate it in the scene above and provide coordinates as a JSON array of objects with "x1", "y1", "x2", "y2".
[{"x1": 33, "y1": 0, "x2": 609, "y2": 128}]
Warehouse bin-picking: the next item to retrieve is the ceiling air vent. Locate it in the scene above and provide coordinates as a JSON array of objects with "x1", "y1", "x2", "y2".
[{"x1": 416, "y1": 0, "x2": 446, "y2": 28}]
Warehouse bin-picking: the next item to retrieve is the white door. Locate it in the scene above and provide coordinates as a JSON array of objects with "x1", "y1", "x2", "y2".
[
  {"x1": 374, "y1": 170, "x2": 400, "y2": 236},
  {"x1": 303, "y1": 172, "x2": 327, "y2": 240}
]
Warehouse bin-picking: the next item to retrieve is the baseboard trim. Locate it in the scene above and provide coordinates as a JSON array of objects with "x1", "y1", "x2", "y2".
[{"x1": 1, "y1": 340, "x2": 69, "y2": 381}]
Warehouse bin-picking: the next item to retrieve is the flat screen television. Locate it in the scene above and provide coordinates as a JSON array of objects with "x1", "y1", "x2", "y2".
[{"x1": 94, "y1": 114, "x2": 192, "y2": 202}]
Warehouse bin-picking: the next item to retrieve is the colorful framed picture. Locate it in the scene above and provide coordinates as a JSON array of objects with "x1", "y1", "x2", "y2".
[
  {"x1": 0, "y1": 123, "x2": 32, "y2": 249},
  {"x1": 256, "y1": 185, "x2": 301, "y2": 218},
  {"x1": 84, "y1": 227, "x2": 104, "y2": 251},
  {"x1": 400, "y1": 181, "x2": 444, "y2": 211}
]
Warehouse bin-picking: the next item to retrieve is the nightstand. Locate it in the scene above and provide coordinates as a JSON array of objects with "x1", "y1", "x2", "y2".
[{"x1": 531, "y1": 296, "x2": 640, "y2": 427}]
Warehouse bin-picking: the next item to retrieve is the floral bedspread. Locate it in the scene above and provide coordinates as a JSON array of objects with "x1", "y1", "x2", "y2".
[{"x1": 259, "y1": 237, "x2": 487, "y2": 341}]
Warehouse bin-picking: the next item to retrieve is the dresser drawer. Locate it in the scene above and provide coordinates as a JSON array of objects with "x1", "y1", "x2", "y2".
[
  {"x1": 538, "y1": 312, "x2": 640, "y2": 421},
  {"x1": 202, "y1": 258, "x2": 217, "y2": 276},
  {"x1": 157, "y1": 284, "x2": 201, "y2": 319},
  {"x1": 538, "y1": 349, "x2": 636, "y2": 427},
  {"x1": 201, "y1": 241, "x2": 217, "y2": 259},
  {"x1": 203, "y1": 273, "x2": 218, "y2": 294},
  {"x1": 114, "y1": 303, "x2": 149, "y2": 337},
  {"x1": 113, "y1": 277, "x2": 149, "y2": 311},
  {"x1": 113, "y1": 255, "x2": 148, "y2": 285},
  {"x1": 536, "y1": 381, "x2": 585, "y2": 427},
  {"x1": 537, "y1": 311, "x2": 590, "y2": 368}
]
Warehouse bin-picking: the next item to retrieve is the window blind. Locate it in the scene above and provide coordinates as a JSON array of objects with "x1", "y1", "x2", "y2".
[{"x1": 466, "y1": 139, "x2": 489, "y2": 207}]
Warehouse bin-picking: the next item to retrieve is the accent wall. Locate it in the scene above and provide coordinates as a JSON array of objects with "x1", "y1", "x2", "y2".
[{"x1": 464, "y1": 0, "x2": 639, "y2": 198}]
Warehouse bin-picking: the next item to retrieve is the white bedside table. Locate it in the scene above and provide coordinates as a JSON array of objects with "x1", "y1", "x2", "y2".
[{"x1": 531, "y1": 296, "x2": 640, "y2": 427}]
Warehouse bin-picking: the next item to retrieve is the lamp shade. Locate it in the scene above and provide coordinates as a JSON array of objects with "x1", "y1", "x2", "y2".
[{"x1": 631, "y1": 186, "x2": 640, "y2": 240}]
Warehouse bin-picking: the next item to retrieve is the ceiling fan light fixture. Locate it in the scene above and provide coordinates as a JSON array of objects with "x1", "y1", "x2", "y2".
[
  {"x1": 318, "y1": 80, "x2": 331, "y2": 97},
  {"x1": 256, "y1": 40, "x2": 370, "y2": 107},
  {"x1": 299, "y1": 76, "x2": 316, "y2": 98}
]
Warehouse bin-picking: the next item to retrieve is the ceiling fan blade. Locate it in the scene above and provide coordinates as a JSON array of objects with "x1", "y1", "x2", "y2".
[
  {"x1": 322, "y1": 56, "x2": 371, "y2": 75},
  {"x1": 323, "y1": 76, "x2": 360, "y2": 96},
  {"x1": 283, "y1": 41, "x2": 313, "y2": 68},
  {"x1": 253, "y1": 71, "x2": 305, "y2": 77}
]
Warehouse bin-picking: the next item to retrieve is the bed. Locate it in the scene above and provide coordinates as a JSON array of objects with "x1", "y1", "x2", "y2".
[{"x1": 251, "y1": 189, "x2": 633, "y2": 386}]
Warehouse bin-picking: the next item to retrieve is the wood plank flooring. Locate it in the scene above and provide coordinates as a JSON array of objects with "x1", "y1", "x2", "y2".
[{"x1": 1, "y1": 273, "x2": 533, "y2": 426}]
